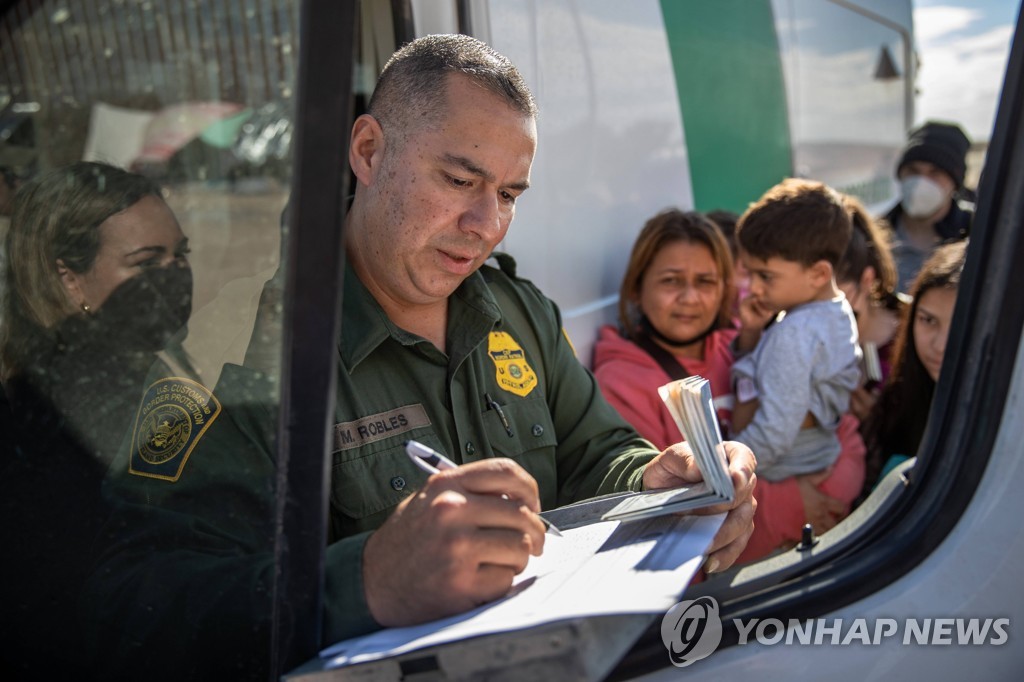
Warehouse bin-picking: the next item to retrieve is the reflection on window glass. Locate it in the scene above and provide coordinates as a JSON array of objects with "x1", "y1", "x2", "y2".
[
  {"x1": 773, "y1": 0, "x2": 909, "y2": 209},
  {"x1": 0, "y1": 1, "x2": 297, "y2": 678}
]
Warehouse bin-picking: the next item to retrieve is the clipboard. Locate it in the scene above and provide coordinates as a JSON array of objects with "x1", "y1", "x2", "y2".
[{"x1": 288, "y1": 508, "x2": 724, "y2": 681}]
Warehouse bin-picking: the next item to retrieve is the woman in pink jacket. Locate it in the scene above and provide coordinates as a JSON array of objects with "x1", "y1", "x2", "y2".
[{"x1": 593, "y1": 209, "x2": 864, "y2": 564}]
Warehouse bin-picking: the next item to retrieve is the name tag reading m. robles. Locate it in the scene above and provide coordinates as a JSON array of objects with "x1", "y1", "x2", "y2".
[
  {"x1": 334, "y1": 404, "x2": 431, "y2": 451},
  {"x1": 130, "y1": 377, "x2": 222, "y2": 482}
]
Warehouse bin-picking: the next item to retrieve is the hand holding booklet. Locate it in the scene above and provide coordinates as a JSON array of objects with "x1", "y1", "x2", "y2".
[{"x1": 600, "y1": 376, "x2": 735, "y2": 523}]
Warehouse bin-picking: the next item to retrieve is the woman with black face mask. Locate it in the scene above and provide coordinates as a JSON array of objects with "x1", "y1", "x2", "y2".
[
  {"x1": 1, "y1": 161, "x2": 194, "y2": 463},
  {"x1": 0, "y1": 161, "x2": 194, "y2": 679}
]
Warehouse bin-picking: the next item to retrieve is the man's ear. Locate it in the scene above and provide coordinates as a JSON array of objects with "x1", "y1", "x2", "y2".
[
  {"x1": 56, "y1": 259, "x2": 85, "y2": 308},
  {"x1": 349, "y1": 114, "x2": 385, "y2": 187}
]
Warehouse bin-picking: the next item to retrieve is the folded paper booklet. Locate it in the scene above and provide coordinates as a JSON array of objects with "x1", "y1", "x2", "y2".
[
  {"x1": 862, "y1": 341, "x2": 882, "y2": 386},
  {"x1": 601, "y1": 376, "x2": 734, "y2": 523}
]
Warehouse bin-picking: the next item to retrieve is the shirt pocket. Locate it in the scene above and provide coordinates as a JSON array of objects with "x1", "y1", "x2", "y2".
[
  {"x1": 482, "y1": 393, "x2": 559, "y2": 509},
  {"x1": 329, "y1": 432, "x2": 445, "y2": 537}
]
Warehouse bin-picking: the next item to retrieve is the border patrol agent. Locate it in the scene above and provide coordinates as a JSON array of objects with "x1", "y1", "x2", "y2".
[
  {"x1": 88, "y1": 255, "x2": 663, "y2": 659},
  {"x1": 86, "y1": 34, "x2": 756, "y2": 679}
]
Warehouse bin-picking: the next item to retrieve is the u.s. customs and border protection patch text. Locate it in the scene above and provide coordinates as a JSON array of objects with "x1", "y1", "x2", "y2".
[
  {"x1": 129, "y1": 377, "x2": 222, "y2": 481},
  {"x1": 488, "y1": 331, "x2": 537, "y2": 397}
]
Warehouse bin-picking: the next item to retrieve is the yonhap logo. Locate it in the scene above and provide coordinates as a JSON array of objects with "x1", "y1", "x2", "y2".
[
  {"x1": 660, "y1": 596, "x2": 723, "y2": 667},
  {"x1": 660, "y1": 594, "x2": 1010, "y2": 666}
]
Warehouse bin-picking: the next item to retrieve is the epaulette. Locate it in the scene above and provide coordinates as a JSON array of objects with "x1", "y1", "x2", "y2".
[{"x1": 491, "y1": 251, "x2": 518, "y2": 279}]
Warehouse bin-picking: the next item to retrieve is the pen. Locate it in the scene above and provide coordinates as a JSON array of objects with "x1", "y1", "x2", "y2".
[
  {"x1": 405, "y1": 439, "x2": 562, "y2": 537},
  {"x1": 484, "y1": 392, "x2": 514, "y2": 437}
]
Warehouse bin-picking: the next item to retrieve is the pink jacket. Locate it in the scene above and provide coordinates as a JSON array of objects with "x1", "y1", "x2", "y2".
[
  {"x1": 593, "y1": 325, "x2": 865, "y2": 563},
  {"x1": 593, "y1": 325, "x2": 736, "y2": 451}
]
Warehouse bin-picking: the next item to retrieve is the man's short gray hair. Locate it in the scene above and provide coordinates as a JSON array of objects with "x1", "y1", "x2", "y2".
[{"x1": 367, "y1": 34, "x2": 537, "y2": 144}]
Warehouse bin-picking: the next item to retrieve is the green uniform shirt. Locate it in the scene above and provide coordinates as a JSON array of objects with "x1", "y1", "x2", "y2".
[
  {"x1": 323, "y1": 257, "x2": 656, "y2": 639},
  {"x1": 90, "y1": 255, "x2": 658, "y2": 661},
  {"x1": 329, "y1": 256, "x2": 654, "y2": 535}
]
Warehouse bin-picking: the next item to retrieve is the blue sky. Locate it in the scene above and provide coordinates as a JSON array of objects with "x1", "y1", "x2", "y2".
[{"x1": 913, "y1": 0, "x2": 1020, "y2": 141}]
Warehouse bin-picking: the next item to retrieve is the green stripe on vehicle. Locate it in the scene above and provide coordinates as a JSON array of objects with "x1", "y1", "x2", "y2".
[{"x1": 660, "y1": 0, "x2": 793, "y2": 214}]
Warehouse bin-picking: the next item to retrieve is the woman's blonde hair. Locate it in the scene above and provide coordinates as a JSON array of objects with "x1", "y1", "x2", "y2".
[{"x1": 1, "y1": 162, "x2": 161, "y2": 379}]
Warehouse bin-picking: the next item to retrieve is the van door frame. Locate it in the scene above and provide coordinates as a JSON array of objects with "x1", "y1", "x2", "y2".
[{"x1": 271, "y1": 0, "x2": 357, "y2": 675}]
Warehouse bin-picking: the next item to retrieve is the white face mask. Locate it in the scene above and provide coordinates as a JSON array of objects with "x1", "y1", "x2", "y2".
[{"x1": 900, "y1": 175, "x2": 948, "y2": 218}]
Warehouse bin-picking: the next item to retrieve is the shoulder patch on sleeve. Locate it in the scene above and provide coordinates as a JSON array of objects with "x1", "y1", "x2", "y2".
[{"x1": 129, "y1": 377, "x2": 222, "y2": 482}]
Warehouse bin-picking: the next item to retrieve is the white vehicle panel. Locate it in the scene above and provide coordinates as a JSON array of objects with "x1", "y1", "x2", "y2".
[{"x1": 481, "y1": 0, "x2": 694, "y2": 365}]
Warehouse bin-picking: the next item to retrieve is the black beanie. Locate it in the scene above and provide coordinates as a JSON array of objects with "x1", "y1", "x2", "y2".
[{"x1": 896, "y1": 121, "x2": 971, "y2": 188}]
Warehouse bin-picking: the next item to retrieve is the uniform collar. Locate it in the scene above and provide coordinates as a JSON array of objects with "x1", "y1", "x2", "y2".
[{"x1": 339, "y1": 263, "x2": 503, "y2": 370}]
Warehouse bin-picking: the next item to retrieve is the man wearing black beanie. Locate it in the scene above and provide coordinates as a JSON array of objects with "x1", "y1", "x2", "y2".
[{"x1": 884, "y1": 120, "x2": 973, "y2": 292}]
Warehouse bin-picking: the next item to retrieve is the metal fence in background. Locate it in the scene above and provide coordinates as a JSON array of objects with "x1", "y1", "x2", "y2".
[{"x1": 0, "y1": 0, "x2": 300, "y2": 168}]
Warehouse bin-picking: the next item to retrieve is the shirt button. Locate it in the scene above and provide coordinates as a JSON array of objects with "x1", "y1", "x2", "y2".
[
  {"x1": 465, "y1": 442, "x2": 476, "y2": 455},
  {"x1": 390, "y1": 476, "x2": 406, "y2": 492},
  {"x1": 531, "y1": 424, "x2": 544, "y2": 437}
]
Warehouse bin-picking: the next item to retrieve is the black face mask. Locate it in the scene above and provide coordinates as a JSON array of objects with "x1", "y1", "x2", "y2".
[
  {"x1": 639, "y1": 314, "x2": 718, "y2": 350},
  {"x1": 89, "y1": 265, "x2": 194, "y2": 352}
]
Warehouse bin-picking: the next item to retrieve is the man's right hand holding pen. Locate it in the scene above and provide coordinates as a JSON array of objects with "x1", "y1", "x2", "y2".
[{"x1": 362, "y1": 453, "x2": 548, "y2": 628}]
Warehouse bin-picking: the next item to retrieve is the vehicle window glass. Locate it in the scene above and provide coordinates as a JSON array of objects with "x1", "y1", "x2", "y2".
[
  {"x1": 772, "y1": 0, "x2": 911, "y2": 209},
  {"x1": 0, "y1": 1, "x2": 297, "y2": 678}
]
